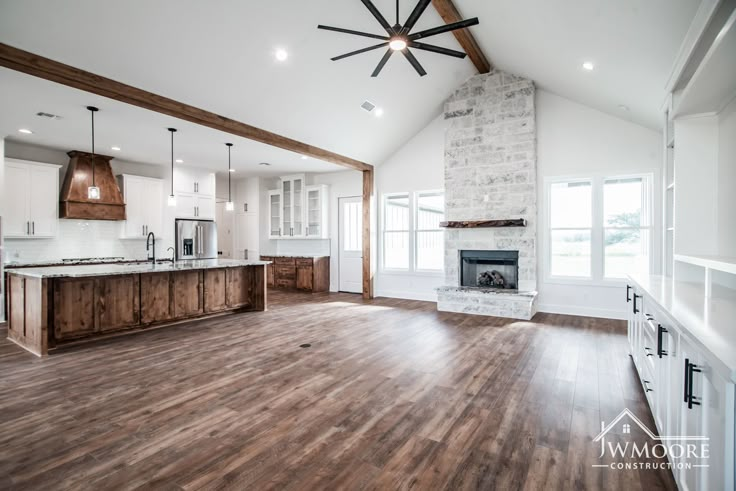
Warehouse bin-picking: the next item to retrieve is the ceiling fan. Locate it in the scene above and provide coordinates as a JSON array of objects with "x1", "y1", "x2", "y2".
[{"x1": 318, "y1": 0, "x2": 479, "y2": 77}]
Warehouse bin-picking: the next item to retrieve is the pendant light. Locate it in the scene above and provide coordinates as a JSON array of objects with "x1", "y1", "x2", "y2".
[
  {"x1": 225, "y1": 143, "x2": 234, "y2": 211},
  {"x1": 167, "y1": 128, "x2": 177, "y2": 207},
  {"x1": 86, "y1": 106, "x2": 101, "y2": 200}
]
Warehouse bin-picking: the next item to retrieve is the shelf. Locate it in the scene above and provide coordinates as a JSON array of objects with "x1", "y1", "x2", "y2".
[
  {"x1": 674, "y1": 254, "x2": 736, "y2": 275},
  {"x1": 440, "y1": 218, "x2": 527, "y2": 228}
]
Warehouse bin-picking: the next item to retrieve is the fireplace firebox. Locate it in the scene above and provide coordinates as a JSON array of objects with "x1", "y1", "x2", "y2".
[{"x1": 460, "y1": 250, "x2": 519, "y2": 290}]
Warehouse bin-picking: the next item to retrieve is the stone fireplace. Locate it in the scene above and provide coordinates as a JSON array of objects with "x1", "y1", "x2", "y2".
[{"x1": 436, "y1": 69, "x2": 538, "y2": 320}]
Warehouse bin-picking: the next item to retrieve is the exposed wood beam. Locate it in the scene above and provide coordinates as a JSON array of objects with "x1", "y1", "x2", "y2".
[
  {"x1": 362, "y1": 169, "x2": 375, "y2": 299},
  {"x1": 431, "y1": 0, "x2": 492, "y2": 74},
  {"x1": 0, "y1": 43, "x2": 373, "y2": 172}
]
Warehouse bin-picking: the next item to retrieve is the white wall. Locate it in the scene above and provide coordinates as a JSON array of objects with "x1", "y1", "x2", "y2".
[
  {"x1": 3, "y1": 140, "x2": 175, "y2": 262},
  {"x1": 373, "y1": 90, "x2": 662, "y2": 317},
  {"x1": 718, "y1": 97, "x2": 736, "y2": 255},
  {"x1": 260, "y1": 170, "x2": 362, "y2": 292},
  {"x1": 536, "y1": 91, "x2": 661, "y2": 319},
  {"x1": 375, "y1": 115, "x2": 448, "y2": 301}
]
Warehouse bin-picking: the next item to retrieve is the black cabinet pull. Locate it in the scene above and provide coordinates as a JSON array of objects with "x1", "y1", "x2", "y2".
[
  {"x1": 657, "y1": 324, "x2": 668, "y2": 358},
  {"x1": 633, "y1": 294, "x2": 641, "y2": 314},
  {"x1": 684, "y1": 358, "x2": 690, "y2": 403},
  {"x1": 687, "y1": 362, "x2": 702, "y2": 409},
  {"x1": 626, "y1": 284, "x2": 632, "y2": 302}
]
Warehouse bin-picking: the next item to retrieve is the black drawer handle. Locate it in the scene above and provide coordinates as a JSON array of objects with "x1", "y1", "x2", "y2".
[
  {"x1": 657, "y1": 324, "x2": 668, "y2": 358},
  {"x1": 626, "y1": 284, "x2": 632, "y2": 302},
  {"x1": 633, "y1": 294, "x2": 641, "y2": 314},
  {"x1": 687, "y1": 361, "x2": 702, "y2": 409}
]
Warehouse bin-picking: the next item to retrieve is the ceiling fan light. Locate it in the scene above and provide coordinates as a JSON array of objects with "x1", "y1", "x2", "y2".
[{"x1": 389, "y1": 38, "x2": 408, "y2": 51}]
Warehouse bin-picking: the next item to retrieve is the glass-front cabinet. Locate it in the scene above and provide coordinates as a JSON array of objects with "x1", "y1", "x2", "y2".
[
  {"x1": 280, "y1": 174, "x2": 305, "y2": 238},
  {"x1": 268, "y1": 176, "x2": 329, "y2": 240},
  {"x1": 268, "y1": 190, "x2": 282, "y2": 238}
]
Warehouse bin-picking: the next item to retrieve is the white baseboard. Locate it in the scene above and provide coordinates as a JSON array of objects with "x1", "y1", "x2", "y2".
[
  {"x1": 537, "y1": 303, "x2": 627, "y2": 320},
  {"x1": 374, "y1": 289, "x2": 438, "y2": 302}
]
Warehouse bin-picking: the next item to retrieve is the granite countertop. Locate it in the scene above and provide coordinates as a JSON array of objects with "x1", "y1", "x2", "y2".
[
  {"x1": 259, "y1": 254, "x2": 330, "y2": 258},
  {"x1": 628, "y1": 273, "x2": 736, "y2": 383},
  {"x1": 5, "y1": 258, "x2": 133, "y2": 268},
  {"x1": 8, "y1": 259, "x2": 271, "y2": 279}
]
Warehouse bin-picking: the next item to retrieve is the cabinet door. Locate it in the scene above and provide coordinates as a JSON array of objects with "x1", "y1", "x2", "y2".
[
  {"x1": 96, "y1": 275, "x2": 140, "y2": 331},
  {"x1": 145, "y1": 179, "x2": 164, "y2": 236},
  {"x1": 4, "y1": 164, "x2": 30, "y2": 237},
  {"x1": 235, "y1": 213, "x2": 259, "y2": 260},
  {"x1": 123, "y1": 176, "x2": 146, "y2": 238},
  {"x1": 53, "y1": 278, "x2": 97, "y2": 340},
  {"x1": 296, "y1": 266, "x2": 313, "y2": 291},
  {"x1": 174, "y1": 167, "x2": 195, "y2": 194},
  {"x1": 29, "y1": 165, "x2": 58, "y2": 237},
  {"x1": 678, "y1": 338, "x2": 706, "y2": 491},
  {"x1": 172, "y1": 270, "x2": 203, "y2": 318},
  {"x1": 140, "y1": 272, "x2": 173, "y2": 324},
  {"x1": 204, "y1": 269, "x2": 228, "y2": 313},
  {"x1": 698, "y1": 357, "x2": 728, "y2": 491},
  {"x1": 196, "y1": 196, "x2": 216, "y2": 219},
  {"x1": 282, "y1": 179, "x2": 292, "y2": 236},
  {"x1": 176, "y1": 194, "x2": 196, "y2": 218},
  {"x1": 291, "y1": 177, "x2": 304, "y2": 237},
  {"x1": 306, "y1": 186, "x2": 322, "y2": 238},
  {"x1": 226, "y1": 267, "x2": 252, "y2": 309},
  {"x1": 268, "y1": 191, "x2": 282, "y2": 238},
  {"x1": 195, "y1": 171, "x2": 216, "y2": 197}
]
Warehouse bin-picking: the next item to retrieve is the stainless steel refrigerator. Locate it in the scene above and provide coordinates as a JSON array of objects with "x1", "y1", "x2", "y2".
[{"x1": 175, "y1": 219, "x2": 218, "y2": 260}]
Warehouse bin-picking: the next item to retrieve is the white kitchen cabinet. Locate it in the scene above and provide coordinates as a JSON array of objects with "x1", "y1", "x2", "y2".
[
  {"x1": 235, "y1": 213, "x2": 259, "y2": 260},
  {"x1": 280, "y1": 174, "x2": 305, "y2": 238},
  {"x1": 4, "y1": 159, "x2": 60, "y2": 238},
  {"x1": 174, "y1": 167, "x2": 215, "y2": 196},
  {"x1": 268, "y1": 190, "x2": 282, "y2": 239},
  {"x1": 235, "y1": 177, "x2": 259, "y2": 215},
  {"x1": 118, "y1": 174, "x2": 163, "y2": 239},
  {"x1": 175, "y1": 194, "x2": 215, "y2": 220},
  {"x1": 305, "y1": 185, "x2": 329, "y2": 239}
]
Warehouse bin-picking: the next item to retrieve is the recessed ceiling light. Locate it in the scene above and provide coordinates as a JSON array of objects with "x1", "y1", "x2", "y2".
[
  {"x1": 259, "y1": 162, "x2": 271, "y2": 166},
  {"x1": 582, "y1": 61, "x2": 595, "y2": 71},
  {"x1": 301, "y1": 155, "x2": 309, "y2": 160},
  {"x1": 374, "y1": 108, "x2": 384, "y2": 118},
  {"x1": 275, "y1": 49, "x2": 288, "y2": 62},
  {"x1": 111, "y1": 146, "x2": 121, "y2": 151},
  {"x1": 229, "y1": 168, "x2": 236, "y2": 173},
  {"x1": 175, "y1": 159, "x2": 184, "y2": 163},
  {"x1": 18, "y1": 128, "x2": 33, "y2": 134}
]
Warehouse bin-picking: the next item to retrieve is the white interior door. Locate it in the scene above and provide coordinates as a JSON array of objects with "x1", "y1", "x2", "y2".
[{"x1": 339, "y1": 196, "x2": 363, "y2": 293}]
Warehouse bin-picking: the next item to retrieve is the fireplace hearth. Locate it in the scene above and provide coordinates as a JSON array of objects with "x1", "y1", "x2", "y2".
[{"x1": 460, "y1": 250, "x2": 519, "y2": 290}]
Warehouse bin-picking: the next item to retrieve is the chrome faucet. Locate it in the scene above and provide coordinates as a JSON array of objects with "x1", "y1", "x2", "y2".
[
  {"x1": 167, "y1": 247, "x2": 175, "y2": 263},
  {"x1": 146, "y1": 232, "x2": 156, "y2": 265}
]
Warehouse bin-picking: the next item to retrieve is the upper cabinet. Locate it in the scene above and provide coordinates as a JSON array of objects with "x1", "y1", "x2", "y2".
[
  {"x1": 173, "y1": 166, "x2": 216, "y2": 220},
  {"x1": 267, "y1": 175, "x2": 329, "y2": 240},
  {"x1": 4, "y1": 159, "x2": 60, "y2": 238},
  {"x1": 118, "y1": 174, "x2": 164, "y2": 239}
]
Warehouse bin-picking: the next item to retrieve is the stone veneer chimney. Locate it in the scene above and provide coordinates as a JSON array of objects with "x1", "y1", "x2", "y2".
[{"x1": 437, "y1": 70, "x2": 538, "y2": 319}]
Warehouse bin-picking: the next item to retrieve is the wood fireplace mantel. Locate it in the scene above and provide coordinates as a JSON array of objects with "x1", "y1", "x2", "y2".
[{"x1": 440, "y1": 219, "x2": 527, "y2": 228}]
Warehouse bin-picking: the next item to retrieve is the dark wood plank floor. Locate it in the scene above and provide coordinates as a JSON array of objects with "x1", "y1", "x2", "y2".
[{"x1": 0, "y1": 290, "x2": 676, "y2": 490}]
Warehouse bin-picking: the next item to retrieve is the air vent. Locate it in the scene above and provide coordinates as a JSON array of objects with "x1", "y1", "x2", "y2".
[
  {"x1": 259, "y1": 162, "x2": 271, "y2": 166},
  {"x1": 360, "y1": 100, "x2": 376, "y2": 113},
  {"x1": 36, "y1": 111, "x2": 62, "y2": 120}
]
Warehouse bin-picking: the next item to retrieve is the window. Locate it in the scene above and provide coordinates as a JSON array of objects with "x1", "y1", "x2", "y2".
[
  {"x1": 381, "y1": 191, "x2": 445, "y2": 272},
  {"x1": 547, "y1": 175, "x2": 652, "y2": 281},
  {"x1": 549, "y1": 180, "x2": 592, "y2": 277},
  {"x1": 383, "y1": 194, "x2": 410, "y2": 269},
  {"x1": 415, "y1": 192, "x2": 445, "y2": 271}
]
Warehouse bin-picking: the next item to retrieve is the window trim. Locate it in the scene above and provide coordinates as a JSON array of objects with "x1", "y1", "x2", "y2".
[
  {"x1": 414, "y1": 189, "x2": 445, "y2": 273},
  {"x1": 380, "y1": 190, "x2": 445, "y2": 275},
  {"x1": 543, "y1": 173, "x2": 656, "y2": 286}
]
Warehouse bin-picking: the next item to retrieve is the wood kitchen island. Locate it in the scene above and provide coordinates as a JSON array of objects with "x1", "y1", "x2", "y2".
[{"x1": 6, "y1": 259, "x2": 269, "y2": 356}]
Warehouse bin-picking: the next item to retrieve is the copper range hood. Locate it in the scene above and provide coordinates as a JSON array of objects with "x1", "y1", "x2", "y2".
[{"x1": 59, "y1": 151, "x2": 126, "y2": 221}]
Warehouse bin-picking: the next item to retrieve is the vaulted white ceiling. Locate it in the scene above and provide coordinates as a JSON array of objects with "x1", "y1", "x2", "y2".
[{"x1": 0, "y1": 0, "x2": 700, "y2": 172}]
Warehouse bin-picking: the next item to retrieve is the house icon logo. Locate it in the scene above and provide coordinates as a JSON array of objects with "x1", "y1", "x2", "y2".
[{"x1": 592, "y1": 408, "x2": 709, "y2": 471}]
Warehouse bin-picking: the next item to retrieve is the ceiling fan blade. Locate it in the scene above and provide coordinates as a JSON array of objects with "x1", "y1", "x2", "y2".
[
  {"x1": 332, "y1": 42, "x2": 389, "y2": 61},
  {"x1": 317, "y1": 25, "x2": 388, "y2": 41},
  {"x1": 409, "y1": 17, "x2": 479, "y2": 41},
  {"x1": 401, "y1": 0, "x2": 432, "y2": 34},
  {"x1": 403, "y1": 49, "x2": 427, "y2": 76},
  {"x1": 371, "y1": 49, "x2": 394, "y2": 77},
  {"x1": 360, "y1": 0, "x2": 394, "y2": 33},
  {"x1": 409, "y1": 41, "x2": 466, "y2": 58}
]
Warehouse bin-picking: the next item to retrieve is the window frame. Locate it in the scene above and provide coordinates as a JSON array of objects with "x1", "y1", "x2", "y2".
[
  {"x1": 544, "y1": 173, "x2": 656, "y2": 286},
  {"x1": 414, "y1": 190, "x2": 445, "y2": 273},
  {"x1": 380, "y1": 190, "x2": 445, "y2": 276}
]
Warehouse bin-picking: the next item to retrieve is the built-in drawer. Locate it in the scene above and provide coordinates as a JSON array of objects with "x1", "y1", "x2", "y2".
[
  {"x1": 295, "y1": 258, "x2": 313, "y2": 267},
  {"x1": 275, "y1": 266, "x2": 296, "y2": 280},
  {"x1": 275, "y1": 257, "x2": 296, "y2": 266},
  {"x1": 276, "y1": 278, "x2": 296, "y2": 288}
]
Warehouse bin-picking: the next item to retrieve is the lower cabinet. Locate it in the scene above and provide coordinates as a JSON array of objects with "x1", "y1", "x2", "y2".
[
  {"x1": 260, "y1": 256, "x2": 329, "y2": 293},
  {"x1": 141, "y1": 272, "x2": 175, "y2": 324},
  {"x1": 204, "y1": 269, "x2": 228, "y2": 313},
  {"x1": 626, "y1": 282, "x2": 733, "y2": 491},
  {"x1": 173, "y1": 270, "x2": 205, "y2": 318},
  {"x1": 97, "y1": 275, "x2": 140, "y2": 331}
]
